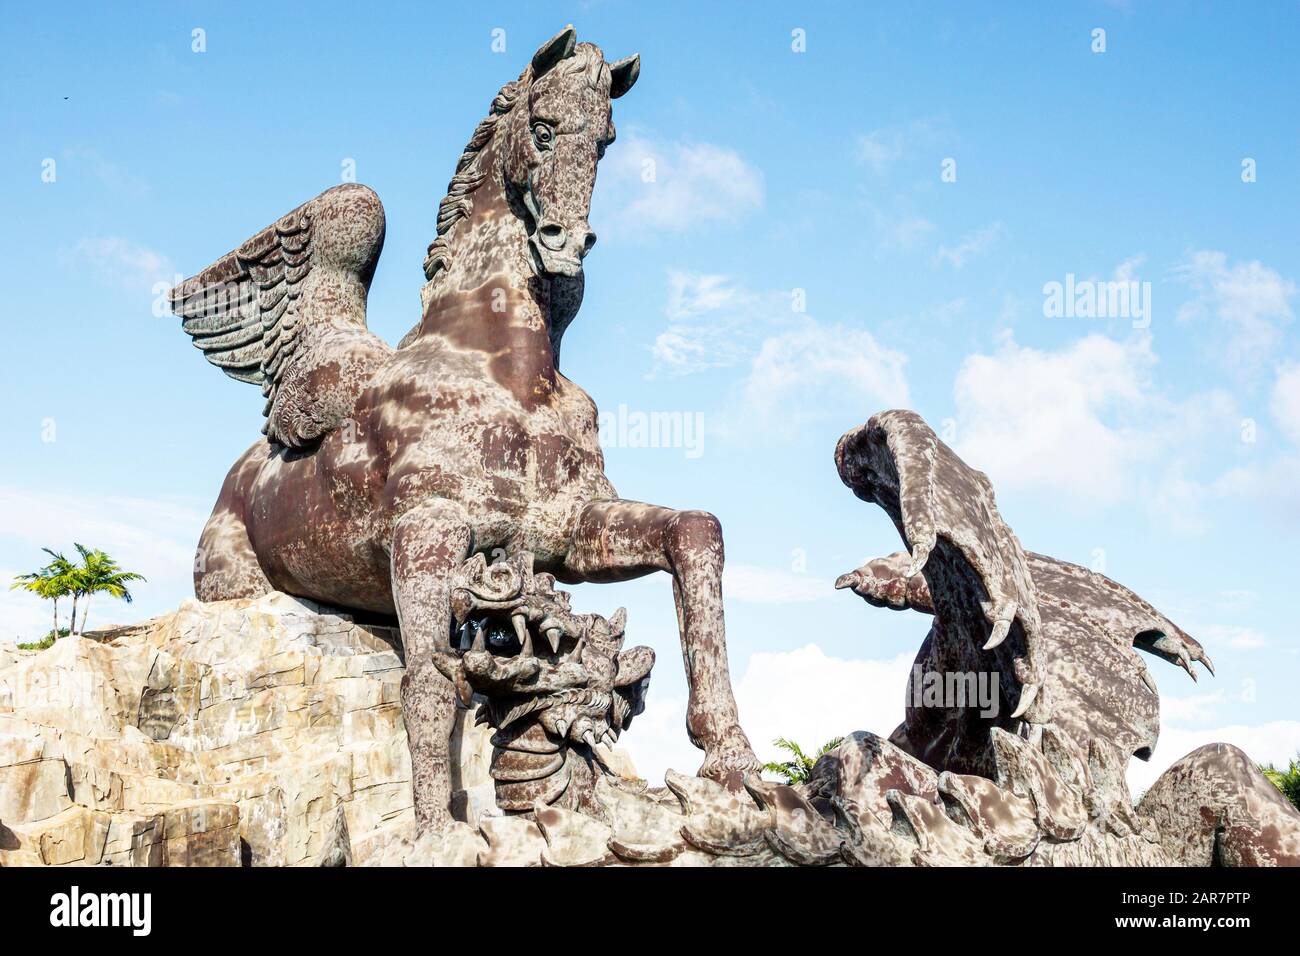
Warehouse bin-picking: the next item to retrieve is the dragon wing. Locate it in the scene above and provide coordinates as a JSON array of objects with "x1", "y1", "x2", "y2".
[{"x1": 169, "y1": 183, "x2": 387, "y2": 447}]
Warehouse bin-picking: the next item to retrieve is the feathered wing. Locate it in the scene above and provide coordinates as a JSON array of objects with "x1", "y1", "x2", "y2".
[{"x1": 170, "y1": 183, "x2": 389, "y2": 447}]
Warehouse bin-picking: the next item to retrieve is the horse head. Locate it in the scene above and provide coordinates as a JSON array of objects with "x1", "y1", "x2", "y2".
[{"x1": 500, "y1": 26, "x2": 639, "y2": 280}]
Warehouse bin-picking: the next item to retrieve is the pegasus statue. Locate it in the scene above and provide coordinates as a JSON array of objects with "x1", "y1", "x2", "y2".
[{"x1": 169, "y1": 26, "x2": 758, "y2": 832}]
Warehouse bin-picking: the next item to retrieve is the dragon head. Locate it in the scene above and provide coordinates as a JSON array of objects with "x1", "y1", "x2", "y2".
[{"x1": 434, "y1": 551, "x2": 654, "y2": 756}]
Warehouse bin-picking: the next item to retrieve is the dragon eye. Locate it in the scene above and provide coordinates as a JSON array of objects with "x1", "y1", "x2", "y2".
[{"x1": 532, "y1": 122, "x2": 554, "y2": 149}]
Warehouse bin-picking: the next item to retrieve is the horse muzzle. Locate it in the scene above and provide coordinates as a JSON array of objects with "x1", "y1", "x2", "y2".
[{"x1": 529, "y1": 226, "x2": 595, "y2": 278}]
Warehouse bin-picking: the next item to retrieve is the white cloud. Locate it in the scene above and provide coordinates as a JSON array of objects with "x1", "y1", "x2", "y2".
[
  {"x1": 623, "y1": 644, "x2": 1298, "y2": 810},
  {"x1": 724, "y1": 565, "x2": 835, "y2": 604},
  {"x1": 666, "y1": 272, "x2": 746, "y2": 320},
  {"x1": 732, "y1": 318, "x2": 911, "y2": 439},
  {"x1": 952, "y1": 332, "x2": 1155, "y2": 502},
  {"x1": 1147, "y1": 356, "x2": 1300, "y2": 520},
  {"x1": 1175, "y1": 251, "x2": 1295, "y2": 372},
  {"x1": 648, "y1": 272, "x2": 911, "y2": 435},
  {"x1": 602, "y1": 130, "x2": 763, "y2": 234},
  {"x1": 1270, "y1": 362, "x2": 1300, "y2": 444},
  {"x1": 71, "y1": 237, "x2": 174, "y2": 295},
  {"x1": 934, "y1": 221, "x2": 1004, "y2": 269},
  {"x1": 1113, "y1": 253, "x2": 1147, "y2": 283},
  {"x1": 1160, "y1": 690, "x2": 1228, "y2": 724},
  {"x1": 617, "y1": 691, "x2": 696, "y2": 784},
  {"x1": 1130, "y1": 719, "x2": 1300, "y2": 795},
  {"x1": 0, "y1": 569, "x2": 62, "y2": 643},
  {"x1": 621, "y1": 645, "x2": 913, "y2": 786},
  {"x1": 735, "y1": 644, "x2": 914, "y2": 775},
  {"x1": 951, "y1": 331, "x2": 1242, "y2": 520},
  {"x1": 1196, "y1": 624, "x2": 1270, "y2": 651}
]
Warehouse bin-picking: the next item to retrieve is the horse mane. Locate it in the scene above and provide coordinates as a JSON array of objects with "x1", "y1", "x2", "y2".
[
  {"x1": 420, "y1": 73, "x2": 526, "y2": 288},
  {"x1": 405, "y1": 46, "x2": 610, "y2": 347}
]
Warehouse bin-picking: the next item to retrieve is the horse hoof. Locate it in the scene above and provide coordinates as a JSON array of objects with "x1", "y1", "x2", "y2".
[{"x1": 698, "y1": 738, "x2": 761, "y2": 792}]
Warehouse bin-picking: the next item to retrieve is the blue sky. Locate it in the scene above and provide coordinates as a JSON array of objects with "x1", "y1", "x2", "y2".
[{"x1": 1, "y1": 1, "x2": 1297, "y2": 789}]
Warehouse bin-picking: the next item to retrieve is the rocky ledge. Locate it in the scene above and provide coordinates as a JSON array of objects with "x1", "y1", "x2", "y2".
[{"x1": 2, "y1": 593, "x2": 431, "y2": 866}]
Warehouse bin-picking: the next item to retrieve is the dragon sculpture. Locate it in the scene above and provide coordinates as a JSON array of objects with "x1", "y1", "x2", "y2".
[
  {"x1": 372, "y1": 410, "x2": 1299, "y2": 867},
  {"x1": 435, "y1": 550, "x2": 654, "y2": 816},
  {"x1": 168, "y1": 26, "x2": 758, "y2": 833}
]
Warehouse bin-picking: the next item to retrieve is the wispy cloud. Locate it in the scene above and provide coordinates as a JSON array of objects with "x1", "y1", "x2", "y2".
[
  {"x1": 647, "y1": 271, "x2": 911, "y2": 440},
  {"x1": 860, "y1": 201, "x2": 936, "y2": 254},
  {"x1": 61, "y1": 146, "x2": 151, "y2": 198},
  {"x1": 730, "y1": 318, "x2": 910, "y2": 440},
  {"x1": 1130, "y1": 719, "x2": 1300, "y2": 795},
  {"x1": 855, "y1": 129, "x2": 906, "y2": 174},
  {"x1": 1174, "y1": 251, "x2": 1295, "y2": 373},
  {"x1": 70, "y1": 237, "x2": 174, "y2": 295},
  {"x1": 934, "y1": 220, "x2": 1005, "y2": 269},
  {"x1": 1270, "y1": 362, "x2": 1300, "y2": 444},
  {"x1": 734, "y1": 645, "x2": 916, "y2": 777},
  {"x1": 853, "y1": 118, "x2": 949, "y2": 175},
  {"x1": 1198, "y1": 624, "x2": 1270, "y2": 651},
  {"x1": 602, "y1": 129, "x2": 764, "y2": 235},
  {"x1": 603, "y1": 645, "x2": 918, "y2": 785},
  {"x1": 724, "y1": 564, "x2": 835, "y2": 604},
  {"x1": 649, "y1": 272, "x2": 771, "y2": 376}
]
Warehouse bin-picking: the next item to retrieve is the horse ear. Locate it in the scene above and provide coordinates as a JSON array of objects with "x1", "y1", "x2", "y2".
[
  {"x1": 531, "y1": 25, "x2": 577, "y2": 79},
  {"x1": 609, "y1": 54, "x2": 640, "y2": 98}
]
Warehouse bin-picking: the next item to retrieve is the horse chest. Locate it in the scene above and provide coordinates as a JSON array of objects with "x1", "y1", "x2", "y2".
[{"x1": 478, "y1": 414, "x2": 600, "y2": 491}]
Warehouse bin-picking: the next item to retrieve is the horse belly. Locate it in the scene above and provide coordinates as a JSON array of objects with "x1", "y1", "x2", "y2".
[{"x1": 246, "y1": 450, "x2": 394, "y2": 615}]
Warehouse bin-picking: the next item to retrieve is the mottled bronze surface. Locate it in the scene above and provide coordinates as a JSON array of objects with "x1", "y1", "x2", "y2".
[
  {"x1": 170, "y1": 26, "x2": 755, "y2": 832},
  {"x1": 434, "y1": 550, "x2": 653, "y2": 816},
  {"x1": 831, "y1": 409, "x2": 1299, "y2": 866}
]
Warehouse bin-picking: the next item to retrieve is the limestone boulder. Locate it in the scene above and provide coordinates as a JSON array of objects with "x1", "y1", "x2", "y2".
[
  {"x1": 0, "y1": 593, "x2": 414, "y2": 866},
  {"x1": 0, "y1": 592, "x2": 649, "y2": 867}
]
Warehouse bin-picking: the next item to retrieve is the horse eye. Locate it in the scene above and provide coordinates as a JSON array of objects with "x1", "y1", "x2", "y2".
[{"x1": 532, "y1": 122, "x2": 553, "y2": 148}]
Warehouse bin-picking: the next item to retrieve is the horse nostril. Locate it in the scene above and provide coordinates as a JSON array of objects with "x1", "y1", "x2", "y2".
[
  {"x1": 538, "y1": 223, "x2": 567, "y2": 251},
  {"x1": 580, "y1": 231, "x2": 597, "y2": 257}
]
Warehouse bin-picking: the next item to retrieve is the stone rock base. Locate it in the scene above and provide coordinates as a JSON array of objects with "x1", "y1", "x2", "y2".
[{"x1": 0, "y1": 594, "x2": 415, "y2": 866}]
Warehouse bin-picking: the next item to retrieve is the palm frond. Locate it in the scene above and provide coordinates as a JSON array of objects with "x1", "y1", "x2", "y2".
[
  {"x1": 1261, "y1": 754, "x2": 1300, "y2": 811},
  {"x1": 763, "y1": 736, "x2": 846, "y2": 786}
]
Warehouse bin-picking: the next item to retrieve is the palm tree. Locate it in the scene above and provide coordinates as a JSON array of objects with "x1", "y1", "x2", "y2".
[
  {"x1": 70, "y1": 543, "x2": 145, "y2": 634},
  {"x1": 10, "y1": 549, "x2": 75, "y2": 640},
  {"x1": 762, "y1": 736, "x2": 845, "y2": 786},
  {"x1": 1261, "y1": 755, "x2": 1300, "y2": 812}
]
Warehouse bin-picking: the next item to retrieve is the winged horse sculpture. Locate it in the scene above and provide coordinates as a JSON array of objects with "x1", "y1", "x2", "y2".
[{"x1": 170, "y1": 26, "x2": 759, "y2": 831}]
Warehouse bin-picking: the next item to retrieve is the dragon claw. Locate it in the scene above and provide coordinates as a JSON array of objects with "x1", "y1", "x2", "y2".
[
  {"x1": 834, "y1": 570, "x2": 861, "y2": 590},
  {"x1": 1139, "y1": 668, "x2": 1158, "y2": 695},
  {"x1": 1010, "y1": 681, "x2": 1039, "y2": 720},
  {"x1": 905, "y1": 539, "x2": 933, "y2": 579},
  {"x1": 984, "y1": 617, "x2": 1012, "y2": 651}
]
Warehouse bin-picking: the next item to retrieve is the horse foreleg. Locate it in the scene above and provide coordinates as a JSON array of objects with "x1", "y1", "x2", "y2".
[
  {"x1": 562, "y1": 499, "x2": 759, "y2": 788},
  {"x1": 388, "y1": 500, "x2": 471, "y2": 832}
]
